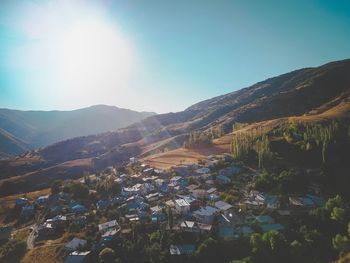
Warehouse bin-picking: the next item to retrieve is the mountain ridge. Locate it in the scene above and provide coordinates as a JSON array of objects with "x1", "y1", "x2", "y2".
[
  {"x1": 0, "y1": 105, "x2": 155, "y2": 156},
  {"x1": 0, "y1": 58, "x2": 349, "y2": 195}
]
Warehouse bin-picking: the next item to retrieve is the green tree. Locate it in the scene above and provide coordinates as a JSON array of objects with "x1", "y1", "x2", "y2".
[
  {"x1": 195, "y1": 237, "x2": 218, "y2": 263},
  {"x1": 0, "y1": 239, "x2": 26, "y2": 262},
  {"x1": 51, "y1": 180, "x2": 62, "y2": 195},
  {"x1": 99, "y1": 248, "x2": 115, "y2": 263}
]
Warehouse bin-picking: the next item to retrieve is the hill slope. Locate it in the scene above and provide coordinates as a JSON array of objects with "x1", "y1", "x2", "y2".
[
  {"x1": 0, "y1": 58, "x2": 349, "y2": 195},
  {"x1": 0, "y1": 105, "x2": 155, "y2": 156}
]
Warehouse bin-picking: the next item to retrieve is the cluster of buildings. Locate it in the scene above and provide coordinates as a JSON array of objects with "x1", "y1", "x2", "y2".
[{"x1": 8, "y1": 154, "x2": 325, "y2": 260}]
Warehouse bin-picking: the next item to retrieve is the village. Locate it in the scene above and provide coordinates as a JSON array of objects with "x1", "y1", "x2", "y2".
[{"x1": 0, "y1": 153, "x2": 326, "y2": 263}]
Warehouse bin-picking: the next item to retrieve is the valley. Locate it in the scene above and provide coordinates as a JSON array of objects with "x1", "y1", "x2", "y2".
[{"x1": 0, "y1": 59, "x2": 349, "y2": 263}]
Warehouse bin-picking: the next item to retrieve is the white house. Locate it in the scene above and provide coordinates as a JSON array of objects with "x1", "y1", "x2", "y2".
[{"x1": 175, "y1": 199, "x2": 190, "y2": 214}]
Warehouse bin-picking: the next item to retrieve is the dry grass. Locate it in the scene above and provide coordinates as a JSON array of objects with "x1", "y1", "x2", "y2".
[
  {"x1": 142, "y1": 136, "x2": 231, "y2": 169},
  {"x1": 12, "y1": 227, "x2": 31, "y2": 240},
  {"x1": 0, "y1": 188, "x2": 50, "y2": 226},
  {"x1": 21, "y1": 232, "x2": 74, "y2": 263},
  {"x1": 21, "y1": 243, "x2": 65, "y2": 263}
]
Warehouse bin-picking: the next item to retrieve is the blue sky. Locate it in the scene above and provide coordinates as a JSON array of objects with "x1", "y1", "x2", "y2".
[{"x1": 1, "y1": 0, "x2": 350, "y2": 113}]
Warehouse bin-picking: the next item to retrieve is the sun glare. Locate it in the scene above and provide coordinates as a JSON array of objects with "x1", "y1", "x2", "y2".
[{"x1": 55, "y1": 20, "x2": 132, "y2": 99}]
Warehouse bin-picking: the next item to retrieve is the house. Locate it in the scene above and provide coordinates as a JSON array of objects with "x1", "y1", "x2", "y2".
[
  {"x1": 74, "y1": 216, "x2": 87, "y2": 227},
  {"x1": 143, "y1": 183, "x2": 156, "y2": 194},
  {"x1": 65, "y1": 238, "x2": 87, "y2": 252},
  {"x1": 186, "y1": 184, "x2": 199, "y2": 192},
  {"x1": 173, "y1": 165, "x2": 190, "y2": 177},
  {"x1": 15, "y1": 197, "x2": 28, "y2": 207},
  {"x1": 127, "y1": 202, "x2": 149, "y2": 212},
  {"x1": 155, "y1": 178, "x2": 165, "y2": 187},
  {"x1": 208, "y1": 193, "x2": 220, "y2": 201},
  {"x1": 193, "y1": 206, "x2": 219, "y2": 224},
  {"x1": 150, "y1": 205, "x2": 163, "y2": 214},
  {"x1": 110, "y1": 196, "x2": 124, "y2": 206},
  {"x1": 182, "y1": 195, "x2": 201, "y2": 210},
  {"x1": 145, "y1": 192, "x2": 162, "y2": 202},
  {"x1": 64, "y1": 251, "x2": 91, "y2": 263},
  {"x1": 289, "y1": 196, "x2": 315, "y2": 208},
  {"x1": 207, "y1": 159, "x2": 219, "y2": 167},
  {"x1": 165, "y1": 200, "x2": 175, "y2": 208},
  {"x1": 195, "y1": 167, "x2": 211, "y2": 175},
  {"x1": 122, "y1": 184, "x2": 143, "y2": 196},
  {"x1": 129, "y1": 157, "x2": 138, "y2": 164},
  {"x1": 0, "y1": 226, "x2": 13, "y2": 241},
  {"x1": 206, "y1": 188, "x2": 217, "y2": 194},
  {"x1": 175, "y1": 199, "x2": 190, "y2": 214},
  {"x1": 142, "y1": 176, "x2": 159, "y2": 183},
  {"x1": 50, "y1": 205, "x2": 64, "y2": 216},
  {"x1": 237, "y1": 226, "x2": 253, "y2": 236},
  {"x1": 151, "y1": 212, "x2": 167, "y2": 223},
  {"x1": 59, "y1": 192, "x2": 71, "y2": 203},
  {"x1": 216, "y1": 175, "x2": 231, "y2": 184},
  {"x1": 191, "y1": 189, "x2": 207, "y2": 199},
  {"x1": 98, "y1": 220, "x2": 120, "y2": 236},
  {"x1": 21, "y1": 205, "x2": 34, "y2": 219},
  {"x1": 170, "y1": 176, "x2": 183, "y2": 185},
  {"x1": 137, "y1": 211, "x2": 149, "y2": 220},
  {"x1": 126, "y1": 195, "x2": 145, "y2": 204},
  {"x1": 125, "y1": 214, "x2": 139, "y2": 222},
  {"x1": 306, "y1": 195, "x2": 325, "y2": 206},
  {"x1": 219, "y1": 226, "x2": 239, "y2": 240},
  {"x1": 179, "y1": 221, "x2": 212, "y2": 233},
  {"x1": 96, "y1": 200, "x2": 109, "y2": 210},
  {"x1": 205, "y1": 180, "x2": 215, "y2": 186},
  {"x1": 200, "y1": 173, "x2": 212, "y2": 180},
  {"x1": 218, "y1": 165, "x2": 240, "y2": 177},
  {"x1": 215, "y1": 201, "x2": 233, "y2": 212},
  {"x1": 169, "y1": 244, "x2": 195, "y2": 256},
  {"x1": 35, "y1": 195, "x2": 49, "y2": 205},
  {"x1": 160, "y1": 184, "x2": 169, "y2": 193},
  {"x1": 255, "y1": 215, "x2": 274, "y2": 224},
  {"x1": 143, "y1": 168, "x2": 154, "y2": 174},
  {"x1": 52, "y1": 215, "x2": 67, "y2": 227},
  {"x1": 38, "y1": 221, "x2": 55, "y2": 236},
  {"x1": 265, "y1": 195, "x2": 279, "y2": 209},
  {"x1": 70, "y1": 204, "x2": 87, "y2": 214}
]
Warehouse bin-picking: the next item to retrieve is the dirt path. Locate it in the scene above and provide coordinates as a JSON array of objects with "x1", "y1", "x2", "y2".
[{"x1": 27, "y1": 212, "x2": 46, "y2": 250}]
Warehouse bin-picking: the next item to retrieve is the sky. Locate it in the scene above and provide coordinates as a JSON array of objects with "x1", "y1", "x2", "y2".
[{"x1": 0, "y1": 0, "x2": 350, "y2": 114}]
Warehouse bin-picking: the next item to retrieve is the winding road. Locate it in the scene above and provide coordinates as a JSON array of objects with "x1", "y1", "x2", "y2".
[{"x1": 27, "y1": 212, "x2": 46, "y2": 250}]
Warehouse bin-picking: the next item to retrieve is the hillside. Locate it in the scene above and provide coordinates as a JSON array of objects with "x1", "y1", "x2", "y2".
[
  {"x1": 0, "y1": 58, "x2": 349, "y2": 195},
  {"x1": 0, "y1": 105, "x2": 155, "y2": 156}
]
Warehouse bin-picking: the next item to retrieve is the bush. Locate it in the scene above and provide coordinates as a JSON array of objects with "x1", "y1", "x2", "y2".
[{"x1": 0, "y1": 239, "x2": 26, "y2": 262}]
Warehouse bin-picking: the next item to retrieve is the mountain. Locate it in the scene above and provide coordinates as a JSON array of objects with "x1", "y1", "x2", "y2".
[
  {"x1": 0, "y1": 105, "x2": 155, "y2": 156},
  {"x1": 0, "y1": 58, "x2": 349, "y2": 195}
]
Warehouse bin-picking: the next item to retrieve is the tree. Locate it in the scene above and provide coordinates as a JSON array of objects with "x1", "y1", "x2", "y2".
[
  {"x1": 51, "y1": 180, "x2": 62, "y2": 195},
  {"x1": 0, "y1": 239, "x2": 26, "y2": 262},
  {"x1": 145, "y1": 243, "x2": 165, "y2": 263},
  {"x1": 333, "y1": 234, "x2": 350, "y2": 256},
  {"x1": 167, "y1": 207, "x2": 173, "y2": 230},
  {"x1": 229, "y1": 257, "x2": 252, "y2": 263},
  {"x1": 195, "y1": 238, "x2": 218, "y2": 263},
  {"x1": 331, "y1": 207, "x2": 346, "y2": 223},
  {"x1": 111, "y1": 181, "x2": 121, "y2": 195},
  {"x1": 99, "y1": 248, "x2": 115, "y2": 263},
  {"x1": 63, "y1": 182, "x2": 89, "y2": 199}
]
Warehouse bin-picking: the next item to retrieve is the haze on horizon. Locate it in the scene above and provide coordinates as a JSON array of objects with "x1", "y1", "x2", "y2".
[{"x1": 1, "y1": 0, "x2": 350, "y2": 114}]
